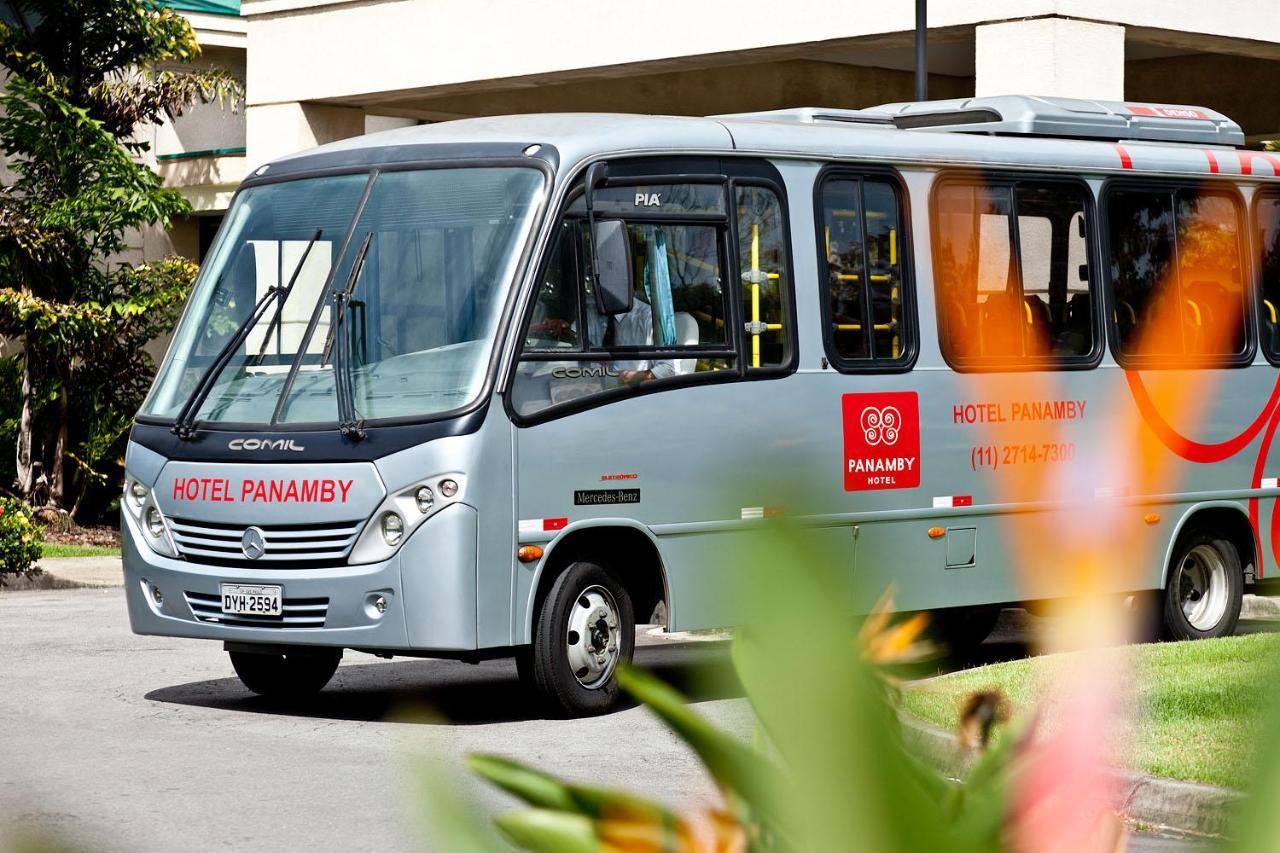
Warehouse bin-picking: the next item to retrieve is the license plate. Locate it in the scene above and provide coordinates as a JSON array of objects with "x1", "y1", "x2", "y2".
[{"x1": 221, "y1": 584, "x2": 282, "y2": 617}]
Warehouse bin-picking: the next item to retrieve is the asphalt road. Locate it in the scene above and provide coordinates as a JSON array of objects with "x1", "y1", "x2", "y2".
[{"x1": 0, "y1": 588, "x2": 1218, "y2": 852}]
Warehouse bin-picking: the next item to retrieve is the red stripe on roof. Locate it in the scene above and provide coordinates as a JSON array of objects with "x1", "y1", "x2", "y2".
[
  {"x1": 1127, "y1": 105, "x2": 1210, "y2": 120},
  {"x1": 1112, "y1": 143, "x2": 1133, "y2": 170},
  {"x1": 1238, "y1": 151, "x2": 1280, "y2": 177},
  {"x1": 1203, "y1": 149, "x2": 1219, "y2": 173}
]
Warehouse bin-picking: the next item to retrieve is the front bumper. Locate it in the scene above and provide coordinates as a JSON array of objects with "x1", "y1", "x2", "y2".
[{"x1": 122, "y1": 502, "x2": 479, "y2": 651}]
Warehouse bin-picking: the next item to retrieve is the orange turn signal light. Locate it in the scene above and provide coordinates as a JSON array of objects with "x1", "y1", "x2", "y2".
[
  {"x1": 517, "y1": 545, "x2": 544, "y2": 563},
  {"x1": 927, "y1": 526, "x2": 946, "y2": 539},
  {"x1": 1143, "y1": 512, "x2": 1161, "y2": 525}
]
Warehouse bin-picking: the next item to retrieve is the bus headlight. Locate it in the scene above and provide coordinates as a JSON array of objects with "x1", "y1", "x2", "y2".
[
  {"x1": 134, "y1": 500, "x2": 178, "y2": 558},
  {"x1": 380, "y1": 512, "x2": 404, "y2": 546},
  {"x1": 349, "y1": 473, "x2": 467, "y2": 564},
  {"x1": 415, "y1": 486, "x2": 434, "y2": 513},
  {"x1": 145, "y1": 506, "x2": 165, "y2": 538},
  {"x1": 123, "y1": 476, "x2": 149, "y2": 520},
  {"x1": 123, "y1": 474, "x2": 177, "y2": 557}
]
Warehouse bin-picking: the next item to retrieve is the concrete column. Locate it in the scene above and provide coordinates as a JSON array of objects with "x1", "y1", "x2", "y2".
[
  {"x1": 975, "y1": 17, "x2": 1125, "y2": 101},
  {"x1": 245, "y1": 102, "x2": 364, "y2": 170}
]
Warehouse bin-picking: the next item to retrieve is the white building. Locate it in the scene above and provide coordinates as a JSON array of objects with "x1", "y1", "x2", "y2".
[{"x1": 159, "y1": 0, "x2": 1280, "y2": 259}]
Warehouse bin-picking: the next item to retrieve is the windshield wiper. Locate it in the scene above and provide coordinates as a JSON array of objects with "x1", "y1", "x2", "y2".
[
  {"x1": 330, "y1": 231, "x2": 372, "y2": 441},
  {"x1": 171, "y1": 229, "x2": 323, "y2": 440}
]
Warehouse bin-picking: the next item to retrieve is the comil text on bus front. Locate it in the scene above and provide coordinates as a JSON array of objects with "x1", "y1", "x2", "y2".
[{"x1": 951, "y1": 400, "x2": 1087, "y2": 424}]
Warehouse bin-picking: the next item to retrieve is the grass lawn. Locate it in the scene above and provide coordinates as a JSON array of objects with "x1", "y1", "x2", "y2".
[
  {"x1": 40, "y1": 543, "x2": 121, "y2": 558},
  {"x1": 901, "y1": 633, "x2": 1280, "y2": 790}
]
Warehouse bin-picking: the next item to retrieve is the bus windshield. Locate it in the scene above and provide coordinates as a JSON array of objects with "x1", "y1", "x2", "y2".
[{"x1": 143, "y1": 165, "x2": 546, "y2": 426}]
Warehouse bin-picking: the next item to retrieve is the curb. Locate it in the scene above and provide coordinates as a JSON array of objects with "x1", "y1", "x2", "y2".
[
  {"x1": 640, "y1": 626, "x2": 732, "y2": 644},
  {"x1": 1242, "y1": 594, "x2": 1280, "y2": 620},
  {"x1": 37, "y1": 556, "x2": 123, "y2": 588},
  {"x1": 898, "y1": 713, "x2": 1243, "y2": 838}
]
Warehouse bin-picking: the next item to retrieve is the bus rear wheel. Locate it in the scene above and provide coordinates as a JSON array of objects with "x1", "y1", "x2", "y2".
[
  {"x1": 522, "y1": 560, "x2": 635, "y2": 717},
  {"x1": 1163, "y1": 533, "x2": 1242, "y2": 641},
  {"x1": 930, "y1": 605, "x2": 1001, "y2": 660},
  {"x1": 229, "y1": 647, "x2": 342, "y2": 698}
]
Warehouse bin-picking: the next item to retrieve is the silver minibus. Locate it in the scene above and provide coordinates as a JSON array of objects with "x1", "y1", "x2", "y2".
[{"x1": 124, "y1": 96, "x2": 1280, "y2": 715}]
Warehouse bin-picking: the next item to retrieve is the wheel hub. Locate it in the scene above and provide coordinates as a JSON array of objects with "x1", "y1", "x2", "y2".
[
  {"x1": 1177, "y1": 544, "x2": 1229, "y2": 632},
  {"x1": 565, "y1": 585, "x2": 621, "y2": 689}
]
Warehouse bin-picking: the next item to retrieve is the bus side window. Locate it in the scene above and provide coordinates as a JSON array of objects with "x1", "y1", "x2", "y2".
[
  {"x1": 933, "y1": 183, "x2": 1017, "y2": 362},
  {"x1": 523, "y1": 221, "x2": 584, "y2": 352},
  {"x1": 1015, "y1": 185, "x2": 1093, "y2": 358},
  {"x1": 1107, "y1": 187, "x2": 1247, "y2": 362},
  {"x1": 1175, "y1": 191, "x2": 1247, "y2": 357},
  {"x1": 933, "y1": 178, "x2": 1095, "y2": 368},
  {"x1": 511, "y1": 201, "x2": 736, "y2": 418},
  {"x1": 1258, "y1": 195, "x2": 1280, "y2": 360},
  {"x1": 736, "y1": 185, "x2": 791, "y2": 369},
  {"x1": 819, "y1": 176, "x2": 909, "y2": 367}
]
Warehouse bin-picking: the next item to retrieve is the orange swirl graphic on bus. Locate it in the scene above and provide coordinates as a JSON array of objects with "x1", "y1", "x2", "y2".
[
  {"x1": 1124, "y1": 370, "x2": 1280, "y2": 463},
  {"x1": 1126, "y1": 369, "x2": 1280, "y2": 574}
]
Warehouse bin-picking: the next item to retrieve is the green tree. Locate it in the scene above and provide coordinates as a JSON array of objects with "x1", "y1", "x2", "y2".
[{"x1": 0, "y1": 0, "x2": 239, "y2": 514}]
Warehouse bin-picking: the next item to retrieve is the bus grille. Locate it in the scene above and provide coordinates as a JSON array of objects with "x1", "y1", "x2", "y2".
[
  {"x1": 169, "y1": 518, "x2": 363, "y2": 566},
  {"x1": 184, "y1": 591, "x2": 329, "y2": 628}
]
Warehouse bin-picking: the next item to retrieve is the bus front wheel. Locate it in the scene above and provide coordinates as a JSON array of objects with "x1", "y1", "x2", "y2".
[
  {"x1": 229, "y1": 648, "x2": 342, "y2": 698},
  {"x1": 522, "y1": 560, "x2": 635, "y2": 717},
  {"x1": 1163, "y1": 533, "x2": 1243, "y2": 641}
]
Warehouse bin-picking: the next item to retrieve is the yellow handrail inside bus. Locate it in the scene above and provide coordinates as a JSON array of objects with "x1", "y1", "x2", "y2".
[
  {"x1": 1115, "y1": 301, "x2": 1136, "y2": 326},
  {"x1": 834, "y1": 274, "x2": 892, "y2": 283},
  {"x1": 1185, "y1": 299, "x2": 1202, "y2": 326},
  {"x1": 671, "y1": 249, "x2": 718, "y2": 274},
  {"x1": 751, "y1": 223, "x2": 760, "y2": 368},
  {"x1": 835, "y1": 323, "x2": 895, "y2": 332},
  {"x1": 828, "y1": 209, "x2": 888, "y2": 220},
  {"x1": 1265, "y1": 298, "x2": 1277, "y2": 325},
  {"x1": 892, "y1": 285, "x2": 900, "y2": 358},
  {"x1": 826, "y1": 213, "x2": 901, "y2": 357},
  {"x1": 889, "y1": 228, "x2": 899, "y2": 357}
]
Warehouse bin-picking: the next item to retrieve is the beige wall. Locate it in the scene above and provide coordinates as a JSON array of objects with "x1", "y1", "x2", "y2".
[
  {"x1": 245, "y1": 101, "x2": 364, "y2": 168},
  {"x1": 154, "y1": 45, "x2": 246, "y2": 160},
  {"x1": 976, "y1": 18, "x2": 1124, "y2": 100},
  {"x1": 236, "y1": 1, "x2": 1280, "y2": 172},
  {"x1": 241, "y1": 0, "x2": 1280, "y2": 111},
  {"x1": 1127, "y1": 53, "x2": 1280, "y2": 139},
  {"x1": 242, "y1": 0, "x2": 965, "y2": 107},
  {"x1": 381, "y1": 60, "x2": 971, "y2": 121}
]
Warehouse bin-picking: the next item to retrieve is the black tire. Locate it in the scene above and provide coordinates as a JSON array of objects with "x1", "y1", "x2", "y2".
[
  {"x1": 930, "y1": 605, "x2": 1002, "y2": 660},
  {"x1": 514, "y1": 645, "x2": 538, "y2": 691},
  {"x1": 1126, "y1": 591, "x2": 1166, "y2": 643},
  {"x1": 1163, "y1": 533, "x2": 1243, "y2": 640},
  {"x1": 525, "y1": 561, "x2": 635, "y2": 717},
  {"x1": 229, "y1": 648, "x2": 342, "y2": 698}
]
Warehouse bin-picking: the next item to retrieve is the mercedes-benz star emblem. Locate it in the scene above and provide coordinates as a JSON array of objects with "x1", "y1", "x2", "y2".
[{"x1": 241, "y1": 526, "x2": 266, "y2": 560}]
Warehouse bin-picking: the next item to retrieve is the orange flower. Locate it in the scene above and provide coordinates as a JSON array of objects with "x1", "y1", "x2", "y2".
[
  {"x1": 857, "y1": 587, "x2": 938, "y2": 667},
  {"x1": 596, "y1": 807, "x2": 746, "y2": 853}
]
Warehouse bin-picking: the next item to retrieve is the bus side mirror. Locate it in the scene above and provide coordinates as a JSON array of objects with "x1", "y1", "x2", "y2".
[{"x1": 592, "y1": 219, "x2": 634, "y2": 315}]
